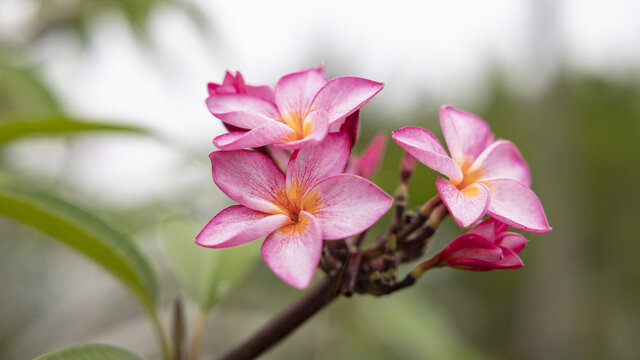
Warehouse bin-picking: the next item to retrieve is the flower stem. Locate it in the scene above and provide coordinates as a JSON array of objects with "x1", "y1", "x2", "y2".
[
  {"x1": 188, "y1": 310, "x2": 209, "y2": 360},
  {"x1": 218, "y1": 276, "x2": 340, "y2": 360}
]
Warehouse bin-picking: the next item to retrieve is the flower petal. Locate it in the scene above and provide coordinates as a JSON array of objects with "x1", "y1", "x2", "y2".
[
  {"x1": 213, "y1": 122, "x2": 293, "y2": 151},
  {"x1": 471, "y1": 140, "x2": 531, "y2": 186},
  {"x1": 275, "y1": 67, "x2": 328, "y2": 115},
  {"x1": 467, "y1": 217, "x2": 509, "y2": 241},
  {"x1": 207, "y1": 94, "x2": 279, "y2": 129},
  {"x1": 261, "y1": 211, "x2": 322, "y2": 289},
  {"x1": 436, "y1": 177, "x2": 489, "y2": 227},
  {"x1": 439, "y1": 105, "x2": 492, "y2": 165},
  {"x1": 285, "y1": 132, "x2": 349, "y2": 191},
  {"x1": 495, "y1": 232, "x2": 527, "y2": 253},
  {"x1": 346, "y1": 132, "x2": 386, "y2": 179},
  {"x1": 196, "y1": 205, "x2": 291, "y2": 248},
  {"x1": 210, "y1": 150, "x2": 286, "y2": 213},
  {"x1": 311, "y1": 76, "x2": 384, "y2": 125},
  {"x1": 308, "y1": 174, "x2": 393, "y2": 240},
  {"x1": 439, "y1": 234, "x2": 503, "y2": 264},
  {"x1": 484, "y1": 179, "x2": 552, "y2": 233},
  {"x1": 392, "y1": 126, "x2": 463, "y2": 182},
  {"x1": 272, "y1": 110, "x2": 330, "y2": 151}
]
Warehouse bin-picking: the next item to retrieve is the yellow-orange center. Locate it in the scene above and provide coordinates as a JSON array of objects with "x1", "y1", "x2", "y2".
[
  {"x1": 273, "y1": 181, "x2": 322, "y2": 224},
  {"x1": 281, "y1": 111, "x2": 313, "y2": 142},
  {"x1": 451, "y1": 159, "x2": 485, "y2": 192}
]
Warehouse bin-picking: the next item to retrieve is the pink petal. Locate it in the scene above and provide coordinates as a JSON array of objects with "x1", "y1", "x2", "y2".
[
  {"x1": 471, "y1": 140, "x2": 531, "y2": 187},
  {"x1": 210, "y1": 150, "x2": 286, "y2": 213},
  {"x1": 285, "y1": 132, "x2": 350, "y2": 191},
  {"x1": 207, "y1": 94, "x2": 279, "y2": 129},
  {"x1": 439, "y1": 105, "x2": 492, "y2": 165},
  {"x1": 436, "y1": 177, "x2": 489, "y2": 227},
  {"x1": 467, "y1": 217, "x2": 509, "y2": 241},
  {"x1": 339, "y1": 110, "x2": 360, "y2": 149},
  {"x1": 350, "y1": 132, "x2": 386, "y2": 179},
  {"x1": 495, "y1": 232, "x2": 527, "y2": 253},
  {"x1": 392, "y1": 126, "x2": 463, "y2": 182},
  {"x1": 272, "y1": 110, "x2": 330, "y2": 151},
  {"x1": 261, "y1": 211, "x2": 322, "y2": 289},
  {"x1": 196, "y1": 205, "x2": 291, "y2": 248},
  {"x1": 439, "y1": 234, "x2": 502, "y2": 263},
  {"x1": 308, "y1": 174, "x2": 393, "y2": 240},
  {"x1": 484, "y1": 179, "x2": 552, "y2": 233},
  {"x1": 275, "y1": 67, "x2": 328, "y2": 115},
  {"x1": 311, "y1": 76, "x2": 384, "y2": 125},
  {"x1": 235, "y1": 71, "x2": 275, "y2": 103},
  {"x1": 213, "y1": 122, "x2": 293, "y2": 150}
]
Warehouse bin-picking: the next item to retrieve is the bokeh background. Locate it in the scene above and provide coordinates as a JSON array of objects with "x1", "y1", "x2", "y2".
[{"x1": 2, "y1": 0, "x2": 640, "y2": 359}]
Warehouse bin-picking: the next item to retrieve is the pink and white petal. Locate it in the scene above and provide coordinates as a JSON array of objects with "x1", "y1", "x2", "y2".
[
  {"x1": 246, "y1": 85, "x2": 275, "y2": 103},
  {"x1": 471, "y1": 140, "x2": 531, "y2": 186},
  {"x1": 261, "y1": 211, "x2": 323, "y2": 289},
  {"x1": 467, "y1": 217, "x2": 509, "y2": 241},
  {"x1": 272, "y1": 110, "x2": 330, "y2": 151},
  {"x1": 484, "y1": 179, "x2": 552, "y2": 233},
  {"x1": 493, "y1": 247, "x2": 524, "y2": 269},
  {"x1": 207, "y1": 94, "x2": 280, "y2": 124},
  {"x1": 392, "y1": 126, "x2": 463, "y2": 182},
  {"x1": 285, "y1": 132, "x2": 350, "y2": 190},
  {"x1": 496, "y1": 232, "x2": 527, "y2": 253},
  {"x1": 210, "y1": 150, "x2": 286, "y2": 213},
  {"x1": 439, "y1": 105, "x2": 493, "y2": 165},
  {"x1": 311, "y1": 76, "x2": 384, "y2": 125},
  {"x1": 213, "y1": 122, "x2": 293, "y2": 151},
  {"x1": 196, "y1": 205, "x2": 291, "y2": 248},
  {"x1": 436, "y1": 178, "x2": 490, "y2": 228},
  {"x1": 353, "y1": 132, "x2": 386, "y2": 179},
  {"x1": 308, "y1": 174, "x2": 393, "y2": 240},
  {"x1": 275, "y1": 68, "x2": 328, "y2": 115}
]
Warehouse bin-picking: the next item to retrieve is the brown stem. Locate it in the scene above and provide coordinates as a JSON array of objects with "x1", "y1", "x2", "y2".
[{"x1": 218, "y1": 277, "x2": 340, "y2": 360}]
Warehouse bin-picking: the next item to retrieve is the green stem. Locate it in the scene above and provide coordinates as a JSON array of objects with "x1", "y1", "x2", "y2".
[{"x1": 150, "y1": 309, "x2": 173, "y2": 360}]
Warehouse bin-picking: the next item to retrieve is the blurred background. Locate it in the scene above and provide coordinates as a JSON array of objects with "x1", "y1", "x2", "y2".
[{"x1": 1, "y1": 0, "x2": 640, "y2": 359}]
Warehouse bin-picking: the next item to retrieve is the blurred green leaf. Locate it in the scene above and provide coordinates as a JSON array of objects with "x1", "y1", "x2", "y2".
[
  {"x1": 0, "y1": 60, "x2": 60, "y2": 116},
  {"x1": 0, "y1": 182, "x2": 158, "y2": 311},
  {"x1": 0, "y1": 116, "x2": 147, "y2": 145},
  {"x1": 34, "y1": 344, "x2": 142, "y2": 360},
  {"x1": 161, "y1": 217, "x2": 259, "y2": 312}
]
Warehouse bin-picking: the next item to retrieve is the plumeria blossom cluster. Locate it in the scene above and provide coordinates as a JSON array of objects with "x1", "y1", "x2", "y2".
[{"x1": 197, "y1": 67, "x2": 551, "y2": 292}]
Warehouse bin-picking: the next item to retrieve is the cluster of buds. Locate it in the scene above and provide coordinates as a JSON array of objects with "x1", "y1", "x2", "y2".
[{"x1": 196, "y1": 67, "x2": 551, "y2": 295}]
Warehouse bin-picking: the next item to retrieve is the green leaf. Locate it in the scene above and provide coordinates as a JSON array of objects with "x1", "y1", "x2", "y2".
[
  {"x1": 0, "y1": 116, "x2": 146, "y2": 145},
  {"x1": 34, "y1": 344, "x2": 143, "y2": 360},
  {"x1": 0, "y1": 182, "x2": 158, "y2": 311},
  {"x1": 161, "y1": 217, "x2": 259, "y2": 312}
]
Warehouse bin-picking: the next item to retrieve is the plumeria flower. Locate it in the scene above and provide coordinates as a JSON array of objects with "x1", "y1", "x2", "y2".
[
  {"x1": 392, "y1": 105, "x2": 551, "y2": 232},
  {"x1": 435, "y1": 218, "x2": 527, "y2": 271},
  {"x1": 195, "y1": 133, "x2": 393, "y2": 289},
  {"x1": 345, "y1": 132, "x2": 386, "y2": 179},
  {"x1": 206, "y1": 67, "x2": 383, "y2": 151}
]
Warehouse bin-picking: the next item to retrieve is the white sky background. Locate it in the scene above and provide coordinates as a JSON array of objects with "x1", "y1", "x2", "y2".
[{"x1": 3, "y1": 0, "x2": 640, "y2": 205}]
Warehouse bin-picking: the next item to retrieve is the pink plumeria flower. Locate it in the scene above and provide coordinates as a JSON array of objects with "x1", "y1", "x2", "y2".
[
  {"x1": 345, "y1": 132, "x2": 386, "y2": 179},
  {"x1": 206, "y1": 67, "x2": 384, "y2": 151},
  {"x1": 195, "y1": 132, "x2": 393, "y2": 289},
  {"x1": 392, "y1": 105, "x2": 551, "y2": 232},
  {"x1": 436, "y1": 218, "x2": 527, "y2": 271}
]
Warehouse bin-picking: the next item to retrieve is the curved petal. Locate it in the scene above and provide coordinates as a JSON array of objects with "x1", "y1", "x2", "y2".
[
  {"x1": 439, "y1": 105, "x2": 492, "y2": 165},
  {"x1": 196, "y1": 205, "x2": 291, "y2": 248},
  {"x1": 308, "y1": 174, "x2": 393, "y2": 240},
  {"x1": 467, "y1": 217, "x2": 509, "y2": 241},
  {"x1": 436, "y1": 177, "x2": 489, "y2": 227},
  {"x1": 471, "y1": 140, "x2": 531, "y2": 186},
  {"x1": 439, "y1": 234, "x2": 503, "y2": 264},
  {"x1": 207, "y1": 94, "x2": 279, "y2": 128},
  {"x1": 210, "y1": 150, "x2": 286, "y2": 213},
  {"x1": 275, "y1": 67, "x2": 328, "y2": 115},
  {"x1": 261, "y1": 211, "x2": 322, "y2": 289},
  {"x1": 392, "y1": 126, "x2": 463, "y2": 182},
  {"x1": 213, "y1": 122, "x2": 293, "y2": 151},
  {"x1": 272, "y1": 110, "x2": 330, "y2": 151},
  {"x1": 311, "y1": 76, "x2": 384, "y2": 124},
  {"x1": 496, "y1": 232, "x2": 527, "y2": 253},
  {"x1": 285, "y1": 132, "x2": 350, "y2": 191},
  {"x1": 346, "y1": 132, "x2": 386, "y2": 179},
  {"x1": 484, "y1": 179, "x2": 552, "y2": 233}
]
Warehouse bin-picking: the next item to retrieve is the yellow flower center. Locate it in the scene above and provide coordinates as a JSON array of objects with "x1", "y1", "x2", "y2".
[
  {"x1": 281, "y1": 111, "x2": 313, "y2": 142},
  {"x1": 273, "y1": 181, "x2": 322, "y2": 223}
]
